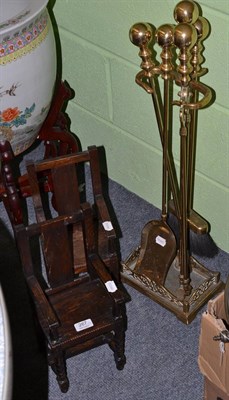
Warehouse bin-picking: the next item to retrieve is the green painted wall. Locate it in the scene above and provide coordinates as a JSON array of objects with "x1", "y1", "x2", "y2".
[{"x1": 52, "y1": 0, "x2": 229, "y2": 253}]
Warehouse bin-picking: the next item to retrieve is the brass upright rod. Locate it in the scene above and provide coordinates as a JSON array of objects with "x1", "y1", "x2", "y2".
[
  {"x1": 162, "y1": 79, "x2": 169, "y2": 220},
  {"x1": 149, "y1": 76, "x2": 181, "y2": 219},
  {"x1": 149, "y1": 77, "x2": 163, "y2": 139},
  {"x1": 155, "y1": 23, "x2": 175, "y2": 221},
  {"x1": 174, "y1": 21, "x2": 197, "y2": 294},
  {"x1": 179, "y1": 112, "x2": 190, "y2": 288},
  {"x1": 129, "y1": 23, "x2": 181, "y2": 219},
  {"x1": 187, "y1": 16, "x2": 209, "y2": 213}
]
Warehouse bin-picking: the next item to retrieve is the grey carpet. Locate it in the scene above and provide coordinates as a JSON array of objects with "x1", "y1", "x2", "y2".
[{"x1": 0, "y1": 141, "x2": 228, "y2": 400}]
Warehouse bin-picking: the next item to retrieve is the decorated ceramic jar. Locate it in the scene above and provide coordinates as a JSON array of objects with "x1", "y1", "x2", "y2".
[{"x1": 0, "y1": 0, "x2": 57, "y2": 155}]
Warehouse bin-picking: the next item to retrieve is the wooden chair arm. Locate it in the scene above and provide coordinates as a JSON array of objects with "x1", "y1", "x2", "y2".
[
  {"x1": 95, "y1": 194, "x2": 116, "y2": 241},
  {"x1": 26, "y1": 275, "x2": 60, "y2": 342},
  {"x1": 89, "y1": 254, "x2": 125, "y2": 310}
]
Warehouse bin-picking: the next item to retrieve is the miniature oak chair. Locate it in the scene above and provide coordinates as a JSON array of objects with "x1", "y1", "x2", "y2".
[{"x1": 12, "y1": 148, "x2": 126, "y2": 393}]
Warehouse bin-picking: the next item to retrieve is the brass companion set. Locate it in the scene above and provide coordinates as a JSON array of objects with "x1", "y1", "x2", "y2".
[{"x1": 122, "y1": 0, "x2": 224, "y2": 323}]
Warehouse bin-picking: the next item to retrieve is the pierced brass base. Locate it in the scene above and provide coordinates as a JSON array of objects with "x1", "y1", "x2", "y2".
[{"x1": 121, "y1": 247, "x2": 224, "y2": 324}]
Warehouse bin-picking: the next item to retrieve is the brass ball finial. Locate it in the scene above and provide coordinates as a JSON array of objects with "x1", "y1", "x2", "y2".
[
  {"x1": 191, "y1": 16, "x2": 210, "y2": 75},
  {"x1": 129, "y1": 23, "x2": 156, "y2": 78},
  {"x1": 156, "y1": 24, "x2": 174, "y2": 79},
  {"x1": 174, "y1": 23, "x2": 197, "y2": 85},
  {"x1": 156, "y1": 24, "x2": 174, "y2": 48},
  {"x1": 193, "y1": 16, "x2": 210, "y2": 41},
  {"x1": 174, "y1": 0, "x2": 199, "y2": 24},
  {"x1": 129, "y1": 23, "x2": 153, "y2": 47},
  {"x1": 174, "y1": 23, "x2": 197, "y2": 50}
]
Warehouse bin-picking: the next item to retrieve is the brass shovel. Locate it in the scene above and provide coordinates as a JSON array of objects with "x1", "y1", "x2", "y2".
[{"x1": 134, "y1": 24, "x2": 177, "y2": 285}]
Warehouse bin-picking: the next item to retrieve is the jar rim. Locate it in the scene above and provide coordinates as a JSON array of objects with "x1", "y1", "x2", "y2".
[{"x1": 0, "y1": 0, "x2": 48, "y2": 36}]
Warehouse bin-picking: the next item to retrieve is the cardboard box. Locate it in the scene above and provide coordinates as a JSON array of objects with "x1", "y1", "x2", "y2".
[
  {"x1": 204, "y1": 377, "x2": 229, "y2": 400},
  {"x1": 198, "y1": 291, "x2": 229, "y2": 399}
]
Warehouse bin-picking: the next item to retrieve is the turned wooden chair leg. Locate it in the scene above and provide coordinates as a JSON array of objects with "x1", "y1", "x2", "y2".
[
  {"x1": 109, "y1": 327, "x2": 126, "y2": 371},
  {"x1": 48, "y1": 348, "x2": 69, "y2": 393}
]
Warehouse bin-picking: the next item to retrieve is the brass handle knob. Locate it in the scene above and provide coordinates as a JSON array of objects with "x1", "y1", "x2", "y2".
[
  {"x1": 129, "y1": 22, "x2": 152, "y2": 48},
  {"x1": 174, "y1": 23, "x2": 197, "y2": 86},
  {"x1": 129, "y1": 22, "x2": 155, "y2": 75},
  {"x1": 156, "y1": 24, "x2": 174, "y2": 79},
  {"x1": 191, "y1": 16, "x2": 210, "y2": 77},
  {"x1": 174, "y1": 0, "x2": 199, "y2": 24}
]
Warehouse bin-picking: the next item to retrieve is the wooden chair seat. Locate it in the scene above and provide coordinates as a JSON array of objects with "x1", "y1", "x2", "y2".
[{"x1": 48, "y1": 279, "x2": 115, "y2": 343}]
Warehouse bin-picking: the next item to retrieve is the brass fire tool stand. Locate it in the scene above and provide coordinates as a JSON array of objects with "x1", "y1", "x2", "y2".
[{"x1": 121, "y1": 0, "x2": 224, "y2": 324}]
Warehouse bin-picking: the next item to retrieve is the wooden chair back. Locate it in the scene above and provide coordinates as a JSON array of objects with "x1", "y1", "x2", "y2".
[{"x1": 23, "y1": 146, "x2": 120, "y2": 282}]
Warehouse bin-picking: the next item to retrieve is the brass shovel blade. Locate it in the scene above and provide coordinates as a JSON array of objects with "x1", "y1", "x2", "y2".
[{"x1": 134, "y1": 220, "x2": 177, "y2": 285}]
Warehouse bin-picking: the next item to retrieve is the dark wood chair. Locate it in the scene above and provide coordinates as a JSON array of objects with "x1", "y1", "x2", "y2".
[{"x1": 11, "y1": 148, "x2": 126, "y2": 393}]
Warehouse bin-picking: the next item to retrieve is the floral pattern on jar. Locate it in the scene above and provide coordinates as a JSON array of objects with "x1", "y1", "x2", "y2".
[{"x1": 0, "y1": 10, "x2": 49, "y2": 65}]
